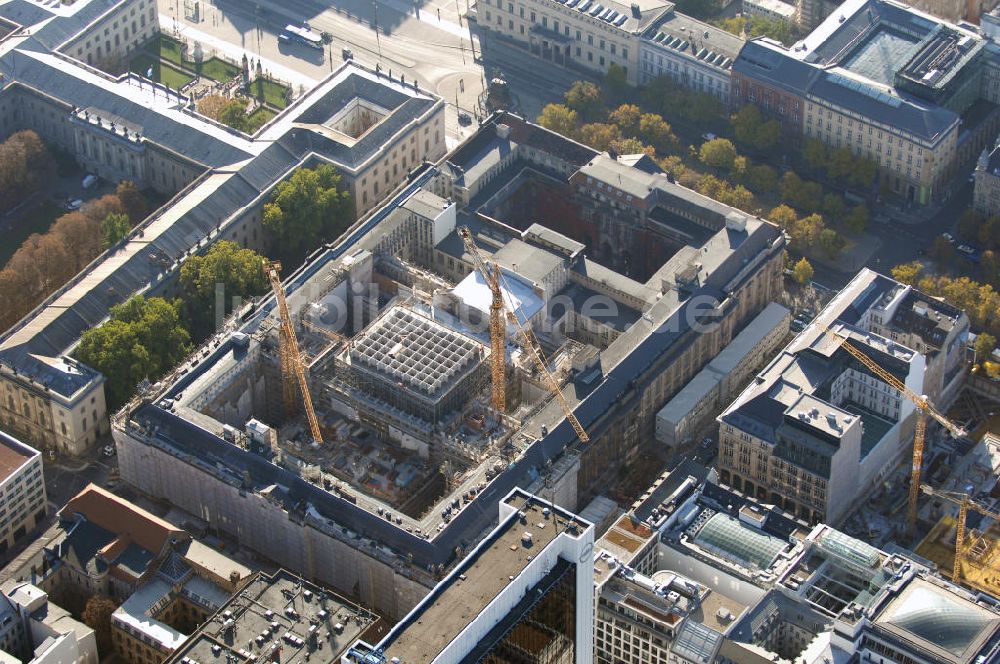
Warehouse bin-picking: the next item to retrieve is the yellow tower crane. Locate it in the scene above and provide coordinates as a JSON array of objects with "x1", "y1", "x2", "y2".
[
  {"x1": 265, "y1": 260, "x2": 324, "y2": 445},
  {"x1": 458, "y1": 227, "x2": 589, "y2": 443},
  {"x1": 820, "y1": 324, "x2": 965, "y2": 533},
  {"x1": 920, "y1": 484, "x2": 1000, "y2": 585},
  {"x1": 459, "y1": 227, "x2": 507, "y2": 413}
]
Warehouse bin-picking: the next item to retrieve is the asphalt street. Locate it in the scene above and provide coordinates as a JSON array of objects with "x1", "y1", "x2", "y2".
[{"x1": 811, "y1": 180, "x2": 975, "y2": 290}]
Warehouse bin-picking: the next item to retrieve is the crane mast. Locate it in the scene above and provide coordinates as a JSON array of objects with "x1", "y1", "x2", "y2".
[
  {"x1": 821, "y1": 324, "x2": 964, "y2": 534},
  {"x1": 458, "y1": 227, "x2": 589, "y2": 443},
  {"x1": 459, "y1": 227, "x2": 507, "y2": 413},
  {"x1": 920, "y1": 485, "x2": 1000, "y2": 584},
  {"x1": 265, "y1": 261, "x2": 324, "y2": 445}
]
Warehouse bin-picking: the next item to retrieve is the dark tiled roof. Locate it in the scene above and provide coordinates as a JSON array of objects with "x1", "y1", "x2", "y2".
[
  {"x1": 1, "y1": 48, "x2": 255, "y2": 168},
  {"x1": 734, "y1": 36, "x2": 959, "y2": 143}
]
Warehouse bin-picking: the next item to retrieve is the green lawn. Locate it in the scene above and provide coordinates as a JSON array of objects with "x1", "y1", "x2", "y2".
[
  {"x1": 246, "y1": 107, "x2": 277, "y2": 133},
  {"x1": 197, "y1": 57, "x2": 240, "y2": 82},
  {"x1": 254, "y1": 78, "x2": 290, "y2": 109},
  {"x1": 158, "y1": 34, "x2": 184, "y2": 66},
  {"x1": 130, "y1": 54, "x2": 194, "y2": 89},
  {"x1": 0, "y1": 201, "x2": 64, "y2": 268}
]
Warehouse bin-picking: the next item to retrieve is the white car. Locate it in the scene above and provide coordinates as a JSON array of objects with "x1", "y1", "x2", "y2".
[
  {"x1": 101, "y1": 444, "x2": 116, "y2": 458},
  {"x1": 701, "y1": 132, "x2": 717, "y2": 141},
  {"x1": 942, "y1": 232, "x2": 954, "y2": 243},
  {"x1": 957, "y1": 244, "x2": 975, "y2": 255},
  {"x1": 65, "y1": 199, "x2": 83, "y2": 211},
  {"x1": 82, "y1": 174, "x2": 98, "y2": 189}
]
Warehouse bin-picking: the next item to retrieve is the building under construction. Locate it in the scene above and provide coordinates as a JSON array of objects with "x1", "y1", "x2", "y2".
[
  {"x1": 113, "y1": 112, "x2": 786, "y2": 620},
  {"x1": 337, "y1": 305, "x2": 489, "y2": 425}
]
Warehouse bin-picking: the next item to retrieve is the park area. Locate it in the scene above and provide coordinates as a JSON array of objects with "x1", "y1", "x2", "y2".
[{"x1": 129, "y1": 35, "x2": 289, "y2": 104}]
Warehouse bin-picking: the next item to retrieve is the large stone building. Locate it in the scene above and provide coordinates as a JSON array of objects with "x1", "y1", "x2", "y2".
[
  {"x1": 596, "y1": 463, "x2": 1000, "y2": 664},
  {"x1": 163, "y1": 569, "x2": 386, "y2": 664},
  {"x1": 111, "y1": 112, "x2": 785, "y2": 621},
  {"x1": 345, "y1": 489, "x2": 595, "y2": 664},
  {"x1": 732, "y1": 0, "x2": 1000, "y2": 205},
  {"x1": 0, "y1": 582, "x2": 97, "y2": 664},
  {"x1": 0, "y1": 432, "x2": 46, "y2": 556},
  {"x1": 0, "y1": 0, "x2": 445, "y2": 456},
  {"x1": 476, "y1": 0, "x2": 741, "y2": 100},
  {"x1": 716, "y1": 268, "x2": 968, "y2": 525},
  {"x1": 974, "y1": 137, "x2": 1000, "y2": 216}
]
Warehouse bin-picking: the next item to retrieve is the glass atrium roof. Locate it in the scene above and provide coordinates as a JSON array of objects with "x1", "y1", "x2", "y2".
[
  {"x1": 882, "y1": 584, "x2": 998, "y2": 657},
  {"x1": 693, "y1": 513, "x2": 787, "y2": 570}
]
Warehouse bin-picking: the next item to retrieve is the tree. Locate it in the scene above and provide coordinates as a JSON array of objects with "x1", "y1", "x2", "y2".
[
  {"x1": 958, "y1": 209, "x2": 984, "y2": 242},
  {"x1": 930, "y1": 236, "x2": 955, "y2": 267},
  {"x1": 768, "y1": 204, "x2": 798, "y2": 229},
  {"x1": 639, "y1": 113, "x2": 675, "y2": 149},
  {"x1": 262, "y1": 164, "x2": 353, "y2": 257},
  {"x1": 731, "y1": 104, "x2": 779, "y2": 151},
  {"x1": 0, "y1": 130, "x2": 56, "y2": 212},
  {"x1": 978, "y1": 216, "x2": 998, "y2": 250},
  {"x1": 790, "y1": 213, "x2": 825, "y2": 250},
  {"x1": 179, "y1": 241, "x2": 268, "y2": 339},
  {"x1": 51, "y1": 211, "x2": 102, "y2": 273},
  {"x1": 603, "y1": 64, "x2": 629, "y2": 104},
  {"x1": 218, "y1": 99, "x2": 250, "y2": 132},
  {"x1": 850, "y1": 158, "x2": 877, "y2": 189},
  {"x1": 564, "y1": 81, "x2": 603, "y2": 121},
  {"x1": 676, "y1": 0, "x2": 723, "y2": 19},
  {"x1": 827, "y1": 148, "x2": 857, "y2": 182},
  {"x1": 803, "y1": 139, "x2": 827, "y2": 171},
  {"x1": 719, "y1": 183, "x2": 755, "y2": 211},
  {"x1": 608, "y1": 104, "x2": 641, "y2": 137},
  {"x1": 578, "y1": 123, "x2": 622, "y2": 152},
  {"x1": 197, "y1": 94, "x2": 230, "y2": 121},
  {"x1": 115, "y1": 181, "x2": 148, "y2": 224},
  {"x1": 818, "y1": 228, "x2": 845, "y2": 258},
  {"x1": 891, "y1": 261, "x2": 924, "y2": 285},
  {"x1": 537, "y1": 104, "x2": 578, "y2": 137},
  {"x1": 746, "y1": 14, "x2": 793, "y2": 43},
  {"x1": 76, "y1": 296, "x2": 191, "y2": 409},
  {"x1": 81, "y1": 195, "x2": 126, "y2": 226},
  {"x1": 101, "y1": 213, "x2": 131, "y2": 249},
  {"x1": 699, "y1": 138, "x2": 738, "y2": 170},
  {"x1": 975, "y1": 332, "x2": 997, "y2": 360},
  {"x1": 82, "y1": 595, "x2": 117, "y2": 654},
  {"x1": 716, "y1": 16, "x2": 747, "y2": 36},
  {"x1": 744, "y1": 164, "x2": 778, "y2": 193},
  {"x1": 792, "y1": 257, "x2": 814, "y2": 285},
  {"x1": 845, "y1": 204, "x2": 869, "y2": 233},
  {"x1": 610, "y1": 138, "x2": 655, "y2": 158},
  {"x1": 821, "y1": 193, "x2": 847, "y2": 223}
]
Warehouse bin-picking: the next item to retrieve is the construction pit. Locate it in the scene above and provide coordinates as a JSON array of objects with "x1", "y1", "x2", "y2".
[{"x1": 167, "y1": 209, "x2": 602, "y2": 528}]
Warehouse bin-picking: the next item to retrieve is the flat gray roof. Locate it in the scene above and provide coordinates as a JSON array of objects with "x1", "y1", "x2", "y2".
[{"x1": 167, "y1": 570, "x2": 378, "y2": 664}]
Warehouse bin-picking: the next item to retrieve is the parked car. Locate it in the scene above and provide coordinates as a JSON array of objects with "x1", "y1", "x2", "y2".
[
  {"x1": 957, "y1": 244, "x2": 976, "y2": 255},
  {"x1": 82, "y1": 174, "x2": 98, "y2": 189},
  {"x1": 101, "y1": 445, "x2": 116, "y2": 458},
  {"x1": 65, "y1": 198, "x2": 83, "y2": 211},
  {"x1": 942, "y1": 232, "x2": 955, "y2": 243},
  {"x1": 342, "y1": 47, "x2": 353, "y2": 60},
  {"x1": 458, "y1": 111, "x2": 473, "y2": 126},
  {"x1": 701, "y1": 132, "x2": 717, "y2": 141}
]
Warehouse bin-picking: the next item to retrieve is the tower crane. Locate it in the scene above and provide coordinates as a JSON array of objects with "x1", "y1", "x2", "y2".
[
  {"x1": 458, "y1": 227, "x2": 589, "y2": 443},
  {"x1": 300, "y1": 318, "x2": 347, "y2": 345},
  {"x1": 920, "y1": 484, "x2": 1000, "y2": 585},
  {"x1": 459, "y1": 227, "x2": 507, "y2": 413},
  {"x1": 820, "y1": 323, "x2": 965, "y2": 534},
  {"x1": 265, "y1": 260, "x2": 324, "y2": 445}
]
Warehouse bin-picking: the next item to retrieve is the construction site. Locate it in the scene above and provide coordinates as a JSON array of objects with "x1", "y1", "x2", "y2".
[{"x1": 113, "y1": 112, "x2": 787, "y2": 618}]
